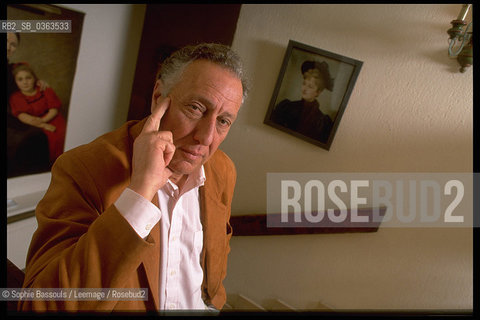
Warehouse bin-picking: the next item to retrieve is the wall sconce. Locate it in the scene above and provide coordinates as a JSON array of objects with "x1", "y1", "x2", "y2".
[{"x1": 447, "y1": 4, "x2": 472, "y2": 73}]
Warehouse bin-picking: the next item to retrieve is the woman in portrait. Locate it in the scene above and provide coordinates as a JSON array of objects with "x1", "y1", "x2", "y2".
[
  {"x1": 271, "y1": 60, "x2": 335, "y2": 143},
  {"x1": 9, "y1": 63, "x2": 66, "y2": 165}
]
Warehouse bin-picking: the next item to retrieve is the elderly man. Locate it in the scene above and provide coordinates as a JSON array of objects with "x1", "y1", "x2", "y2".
[{"x1": 20, "y1": 43, "x2": 248, "y2": 312}]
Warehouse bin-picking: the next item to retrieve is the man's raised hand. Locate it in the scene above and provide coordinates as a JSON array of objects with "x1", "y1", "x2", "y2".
[{"x1": 129, "y1": 96, "x2": 175, "y2": 201}]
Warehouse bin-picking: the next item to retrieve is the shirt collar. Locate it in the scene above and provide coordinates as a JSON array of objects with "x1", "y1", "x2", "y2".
[
  {"x1": 198, "y1": 165, "x2": 206, "y2": 187},
  {"x1": 165, "y1": 165, "x2": 206, "y2": 196}
]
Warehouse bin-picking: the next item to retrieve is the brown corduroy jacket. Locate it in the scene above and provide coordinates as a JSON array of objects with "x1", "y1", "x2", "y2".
[{"x1": 19, "y1": 119, "x2": 235, "y2": 313}]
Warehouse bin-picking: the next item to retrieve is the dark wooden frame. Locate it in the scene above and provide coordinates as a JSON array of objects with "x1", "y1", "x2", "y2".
[{"x1": 264, "y1": 40, "x2": 363, "y2": 150}]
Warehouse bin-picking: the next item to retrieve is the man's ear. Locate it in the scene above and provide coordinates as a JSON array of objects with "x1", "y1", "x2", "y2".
[{"x1": 151, "y1": 79, "x2": 164, "y2": 113}]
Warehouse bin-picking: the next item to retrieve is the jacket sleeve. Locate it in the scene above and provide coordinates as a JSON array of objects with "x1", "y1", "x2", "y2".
[{"x1": 19, "y1": 143, "x2": 154, "y2": 312}]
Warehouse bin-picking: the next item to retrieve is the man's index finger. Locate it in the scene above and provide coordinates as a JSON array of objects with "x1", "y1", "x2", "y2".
[{"x1": 142, "y1": 96, "x2": 170, "y2": 133}]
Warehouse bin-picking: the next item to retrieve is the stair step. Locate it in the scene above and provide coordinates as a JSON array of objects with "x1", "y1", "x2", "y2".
[
  {"x1": 316, "y1": 300, "x2": 333, "y2": 311},
  {"x1": 262, "y1": 298, "x2": 296, "y2": 311},
  {"x1": 227, "y1": 293, "x2": 266, "y2": 311}
]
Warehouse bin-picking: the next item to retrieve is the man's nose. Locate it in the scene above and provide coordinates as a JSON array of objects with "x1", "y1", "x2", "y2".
[{"x1": 193, "y1": 116, "x2": 216, "y2": 146}]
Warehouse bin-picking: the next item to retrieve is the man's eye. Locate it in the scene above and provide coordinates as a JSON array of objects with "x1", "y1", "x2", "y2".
[
  {"x1": 218, "y1": 118, "x2": 231, "y2": 127},
  {"x1": 188, "y1": 105, "x2": 203, "y2": 113}
]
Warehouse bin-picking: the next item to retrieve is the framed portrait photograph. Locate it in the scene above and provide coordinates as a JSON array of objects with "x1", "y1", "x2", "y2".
[
  {"x1": 264, "y1": 40, "x2": 363, "y2": 150},
  {"x1": 6, "y1": 4, "x2": 84, "y2": 178}
]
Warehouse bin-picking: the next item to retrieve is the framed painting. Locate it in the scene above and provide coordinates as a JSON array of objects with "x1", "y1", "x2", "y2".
[
  {"x1": 264, "y1": 40, "x2": 363, "y2": 150},
  {"x1": 6, "y1": 4, "x2": 84, "y2": 178}
]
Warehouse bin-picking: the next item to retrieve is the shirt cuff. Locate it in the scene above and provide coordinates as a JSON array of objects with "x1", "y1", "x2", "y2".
[{"x1": 114, "y1": 188, "x2": 161, "y2": 239}]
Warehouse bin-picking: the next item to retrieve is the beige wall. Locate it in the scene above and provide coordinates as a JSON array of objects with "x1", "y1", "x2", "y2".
[{"x1": 222, "y1": 4, "x2": 472, "y2": 310}]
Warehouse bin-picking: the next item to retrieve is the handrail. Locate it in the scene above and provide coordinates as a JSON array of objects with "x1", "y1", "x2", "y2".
[{"x1": 230, "y1": 207, "x2": 386, "y2": 236}]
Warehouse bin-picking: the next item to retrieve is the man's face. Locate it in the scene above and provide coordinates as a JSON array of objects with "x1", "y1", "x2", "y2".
[
  {"x1": 7, "y1": 33, "x2": 18, "y2": 60},
  {"x1": 157, "y1": 60, "x2": 243, "y2": 176}
]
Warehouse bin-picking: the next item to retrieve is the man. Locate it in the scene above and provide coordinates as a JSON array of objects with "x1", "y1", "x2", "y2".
[{"x1": 20, "y1": 43, "x2": 248, "y2": 312}]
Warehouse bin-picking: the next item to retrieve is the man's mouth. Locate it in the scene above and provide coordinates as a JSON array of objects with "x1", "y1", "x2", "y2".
[{"x1": 179, "y1": 148, "x2": 203, "y2": 161}]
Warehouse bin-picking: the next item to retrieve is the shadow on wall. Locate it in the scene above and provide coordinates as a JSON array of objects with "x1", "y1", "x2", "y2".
[
  {"x1": 112, "y1": 5, "x2": 147, "y2": 130},
  {"x1": 425, "y1": 48, "x2": 467, "y2": 73}
]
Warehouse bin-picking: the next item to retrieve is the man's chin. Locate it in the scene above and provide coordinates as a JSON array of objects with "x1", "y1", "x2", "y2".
[{"x1": 167, "y1": 159, "x2": 202, "y2": 176}]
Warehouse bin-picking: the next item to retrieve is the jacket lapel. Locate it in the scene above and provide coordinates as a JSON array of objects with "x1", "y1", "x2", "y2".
[{"x1": 199, "y1": 167, "x2": 228, "y2": 301}]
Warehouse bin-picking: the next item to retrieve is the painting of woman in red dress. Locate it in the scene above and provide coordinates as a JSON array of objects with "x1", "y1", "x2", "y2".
[{"x1": 9, "y1": 63, "x2": 67, "y2": 165}]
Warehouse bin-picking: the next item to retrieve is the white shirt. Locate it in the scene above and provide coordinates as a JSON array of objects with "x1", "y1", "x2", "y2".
[{"x1": 114, "y1": 166, "x2": 211, "y2": 310}]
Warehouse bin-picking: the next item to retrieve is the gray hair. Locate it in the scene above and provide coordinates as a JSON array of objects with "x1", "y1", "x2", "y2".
[{"x1": 158, "y1": 43, "x2": 249, "y2": 102}]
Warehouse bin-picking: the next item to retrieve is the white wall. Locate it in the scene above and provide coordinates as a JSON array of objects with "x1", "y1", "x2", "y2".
[
  {"x1": 222, "y1": 4, "x2": 472, "y2": 310},
  {"x1": 60, "y1": 4, "x2": 145, "y2": 150}
]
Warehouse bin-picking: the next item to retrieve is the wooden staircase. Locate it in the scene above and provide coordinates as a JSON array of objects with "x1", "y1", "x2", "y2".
[{"x1": 224, "y1": 293, "x2": 332, "y2": 311}]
